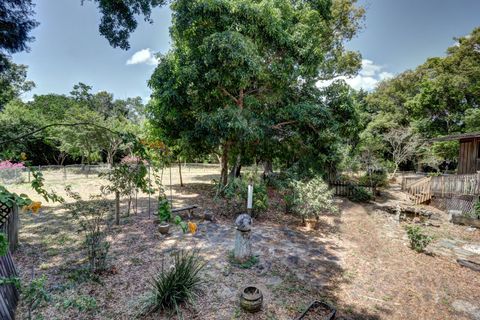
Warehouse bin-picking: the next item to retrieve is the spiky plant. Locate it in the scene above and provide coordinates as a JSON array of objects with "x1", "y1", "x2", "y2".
[{"x1": 144, "y1": 250, "x2": 205, "y2": 317}]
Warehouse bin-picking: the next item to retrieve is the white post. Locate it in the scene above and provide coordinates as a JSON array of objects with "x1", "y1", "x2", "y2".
[{"x1": 247, "y1": 184, "x2": 253, "y2": 211}]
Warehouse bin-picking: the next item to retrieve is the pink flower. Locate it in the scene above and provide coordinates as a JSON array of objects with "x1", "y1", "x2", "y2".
[{"x1": 0, "y1": 160, "x2": 25, "y2": 170}]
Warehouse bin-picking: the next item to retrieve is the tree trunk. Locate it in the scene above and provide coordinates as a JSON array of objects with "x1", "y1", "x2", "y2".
[
  {"x1": 115, "y1": 191, "x2": 120, "y2": 225},
  {"x1": 220, "y1": 143, "x2": 229, "y2": 186},
  {"x1": 229, "y1": 153, "x2": 241, "y2": 182},
  {"x1": 127, "y1": 196, "x2": 132, "y2": 216},
  {"x1": 178, "y1": 160, "x2": 184, "y2": 187},
  {"x1": 107, "y1": 151, "x2": 114, "y2": 168},
  {"x1": 263, "y1": 160, "x2": 273, "y2": 179},
  {"x1": 391, "y1": 163, "x2": 399, "y2": 178}
]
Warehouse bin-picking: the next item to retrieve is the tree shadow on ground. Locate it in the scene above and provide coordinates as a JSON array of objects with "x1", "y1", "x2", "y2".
[{"x1": 14, "y1": 184, "x2": 387, "y2": 319}]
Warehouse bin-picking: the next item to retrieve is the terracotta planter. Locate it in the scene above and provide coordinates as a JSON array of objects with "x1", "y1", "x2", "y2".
[
  {"x1": 158, "y1": 223, "x2": 170, "y2": 235},
  {"x1": 240, "y1": 286, "x2": 263, "y2": 313}
]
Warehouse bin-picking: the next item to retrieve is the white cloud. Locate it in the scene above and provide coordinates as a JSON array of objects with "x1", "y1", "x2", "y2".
[
  {"x1": 379, "y1": 71, "x2": 394, "y2": 81},
  {"x1": 317, "y1": 59, "x2": 394, "y2": 91},
  {"x1": 345, "y1": 75, "x2": 379, "y2": 91},
  {"x1": 359, "y1": 59, "x2": 382, "y2": 77},
  {"x1": 126, "y1": 48, "x2": 158, "y2": 66}
]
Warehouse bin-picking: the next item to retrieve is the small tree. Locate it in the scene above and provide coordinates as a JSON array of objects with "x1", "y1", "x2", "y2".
[
  {"x1": 383, "y1": 127, "x2": 421, "y2": 177},
  {"x1": 65, "y1": 186, "x2": 111, "y2": 273}
]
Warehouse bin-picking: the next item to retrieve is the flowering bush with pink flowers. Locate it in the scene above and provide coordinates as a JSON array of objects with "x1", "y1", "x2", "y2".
[
  {"x1": 0, "y1": 161, "x2": 26, "y2": 184},
  {"x1": 0, "y1": 161, "x2": 25, "y2": 170},
  {"x1": 120, "y1": 155, "x2": 148, "y2": 165}
]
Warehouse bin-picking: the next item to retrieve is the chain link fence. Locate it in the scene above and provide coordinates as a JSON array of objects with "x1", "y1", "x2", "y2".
[{"x1": 0, "y1": 163, "x2": 233, "y2": 186}]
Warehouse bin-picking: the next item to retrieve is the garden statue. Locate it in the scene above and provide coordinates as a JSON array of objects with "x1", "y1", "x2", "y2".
[{"x1": 234, "y1": 213, "x2": 252, "y2": 262}]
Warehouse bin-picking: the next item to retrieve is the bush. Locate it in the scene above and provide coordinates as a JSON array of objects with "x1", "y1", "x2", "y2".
[
  {"x1": 292, "y1": 176, "x2": 337, "y2": 220},
  {"x1": 470, "y1": 201, "x2": 480, "y2": 219},
  {"x1": 219, "y1": 175, "x2": 269, "y2": 216},
  {"x1": 22, "y1": 275, "x2": 51, "y2": 319},
  {"x1": 157, "y1": 196, "x2": 171, "y2": 222},
  {"x1": 359, "y1": 170, "x2": 388, "y2": 188},
  {"x1": 405, "y1": 225, "x2": 432, "y2": 252},
  {"x1": 142, "y1": 250, "x2": 204, "y2": 316},
  {"x1": 348, "y1": 185, "x2": 373, "y2": 203},
  {"x1": 65, "y1": 187, "x2": 111, "y2": 273}
]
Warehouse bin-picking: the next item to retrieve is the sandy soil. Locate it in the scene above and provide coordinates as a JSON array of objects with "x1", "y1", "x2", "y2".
[{"x1": 8, "y1": 171, "x2": 480, "y2": 320}]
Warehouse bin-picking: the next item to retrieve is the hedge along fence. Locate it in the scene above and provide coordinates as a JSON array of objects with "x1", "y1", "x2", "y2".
[{"x1": 0, "y1": 203, "x2": 20, "y2": 320}]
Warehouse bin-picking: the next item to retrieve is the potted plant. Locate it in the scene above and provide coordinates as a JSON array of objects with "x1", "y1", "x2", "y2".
[{"x1": 157, "y1": 197, "x2": 171, "y2": 235}]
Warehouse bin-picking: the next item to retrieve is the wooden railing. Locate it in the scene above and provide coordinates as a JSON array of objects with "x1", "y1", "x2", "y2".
[
  {"x1": 402, "y1": 172, "x2": 480, "y2": 198},
  {"x1": 406, "y1": 177, "x2": 432, "y2": 205},
  {"x1": 430, "y1": 173, "x2": 480, "y2": 197}
]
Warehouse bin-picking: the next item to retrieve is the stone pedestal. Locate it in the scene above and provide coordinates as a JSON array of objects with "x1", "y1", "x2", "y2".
[{"x1": 234, "y1": 213, "x2": 252, "y2": 262}]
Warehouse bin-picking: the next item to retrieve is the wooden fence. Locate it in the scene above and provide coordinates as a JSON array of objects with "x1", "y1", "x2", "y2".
[
  {"x1": 0, "y1": 204, "x2": 20, "y2": 319},
  {"x1": 401, "y1": 173, "x2": 480, "y2": 197},
  {"x1": 0, "y1": 252, "x2": 19, "y2": 320},
  {"x1": 329, "y1": 180, "x2": 376, "y2": 197},
  {"x1": 405, "y1": 177, "x2": 432, "y2": 205}
]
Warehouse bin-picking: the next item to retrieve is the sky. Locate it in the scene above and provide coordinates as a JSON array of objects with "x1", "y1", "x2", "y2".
[{"x1": 11, "y1": 0, "x2": 480, "y2": 101}]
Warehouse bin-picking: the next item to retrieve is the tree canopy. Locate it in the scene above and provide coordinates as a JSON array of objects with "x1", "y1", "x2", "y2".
[
  {"x1": 148, "y1": 0, "x2": 364, "y2": 184},
  {"x1": 357, "y1": 27, "x2": 480, "y2": 172}
]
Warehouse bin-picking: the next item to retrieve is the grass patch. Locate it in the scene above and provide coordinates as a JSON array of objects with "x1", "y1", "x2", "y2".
[{"x1": 227, "y1": 251, "x2": 259, "y2": 269}]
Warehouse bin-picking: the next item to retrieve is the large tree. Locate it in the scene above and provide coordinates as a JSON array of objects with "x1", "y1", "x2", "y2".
[
  {"x1": 360, "y1": 27, "x2": 480, "y2": 171},
  {"x1": 148, "y1": 0, "x2": 364, "y2": 185}
]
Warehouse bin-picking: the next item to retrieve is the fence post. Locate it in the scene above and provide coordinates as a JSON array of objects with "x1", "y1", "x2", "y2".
[
  {"x1": 9, "y1": 206, "x2": 19, "y2": 252},
  {"x1": 477, "y1": 171, "x2": 480, "y2": 195},
  {"x1": 148, "y1": 166, "x2": 151, "y2": 218}
]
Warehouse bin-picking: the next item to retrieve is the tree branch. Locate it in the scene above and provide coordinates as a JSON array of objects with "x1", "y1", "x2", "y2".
[
  {"x1": 0, "y1": 122, "x2": 121, "y2": 146},
  {"x1": 271, "y1": 120, "x2": 297, "y2": 129},
  {"x1": 219, "y1": 87, "x2": 239, "y2": 105}
]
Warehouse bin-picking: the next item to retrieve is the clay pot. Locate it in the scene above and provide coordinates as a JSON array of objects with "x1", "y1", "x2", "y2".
[
  {"x1": 158, "y1": 223, "x2": 170, "y2": 235},
  {"x1": 240, "y1": 286, "x2": 263, "y2": 313}
]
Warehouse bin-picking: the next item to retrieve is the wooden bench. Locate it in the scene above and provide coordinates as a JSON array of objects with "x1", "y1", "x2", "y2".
[{"x1": 171, "y1": 205, "x2": 199, "y2": 218}]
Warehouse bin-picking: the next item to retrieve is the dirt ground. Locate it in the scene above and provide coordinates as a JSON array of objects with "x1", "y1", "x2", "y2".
[{"x1": 8, "y1": 169, "x2": 480, "y2": 319}]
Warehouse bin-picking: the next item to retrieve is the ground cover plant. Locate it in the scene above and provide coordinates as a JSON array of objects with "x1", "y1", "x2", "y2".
[{"x1": 405, "y1": 225, "x2": 432, "y2": 253}]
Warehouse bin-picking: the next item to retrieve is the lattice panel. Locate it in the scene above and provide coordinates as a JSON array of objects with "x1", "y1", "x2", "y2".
[{"x1": 0, "y1": 202, "x2": 11, "y2": 228}]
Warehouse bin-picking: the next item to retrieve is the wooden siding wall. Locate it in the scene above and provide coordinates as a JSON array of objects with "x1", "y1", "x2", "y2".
[{"x1": 458, "y1": 137, "x2": 480, "y2": 174}]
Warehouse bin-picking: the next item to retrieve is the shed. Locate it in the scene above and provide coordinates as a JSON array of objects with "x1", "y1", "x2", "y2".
[{"x1": 430, "y1": 132, "x2": 480, "y2": 174}]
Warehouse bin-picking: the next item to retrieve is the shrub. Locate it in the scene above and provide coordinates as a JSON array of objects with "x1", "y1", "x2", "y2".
[
  {"x1": 22, "y1": 275, "x2": 50, "y2": 320},
  {"x1": 470, "y1": 201, "x2": 480, "y2": 219},
  {"x1": 142, "y1": 250, "x2": 204, "y2": 316},
  {"x1": 405, "y1": 225, "x2": 432, "y2": 252},
  {"x1": 219, "y1": 176, "x2": 269, "y2": 216},
  {"x1": 157, "y1": 196, "x2": 171, "y2": 222},
  {"x1": 348, "y1": 185, "x2": 373, "y2": 203},
  {"x1": 0, "y1": 160, "x2": 25, "y2": 184},
  {"x1": 359, "y1": 170, "x2": 388, "y2": 188},
  {"x1": 65, "y1": 187, "x2": 111, "y2": 273},
  {"x1": 292, "y1": 176, "x2": 337, "y2": 220}
]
